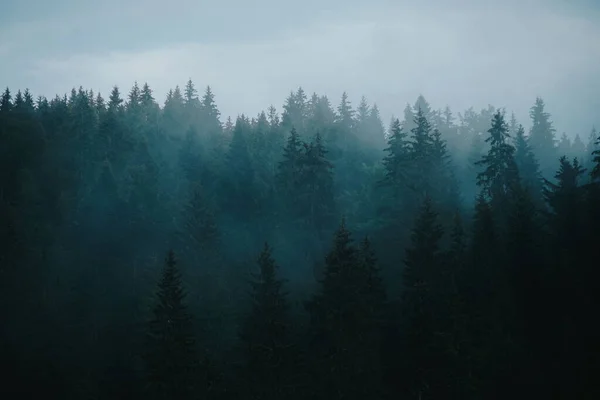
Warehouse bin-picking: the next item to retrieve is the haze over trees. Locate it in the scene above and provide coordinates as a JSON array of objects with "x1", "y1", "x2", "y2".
[{"x1": 1, "y1": 81, "x2": 599, "y2": 399}]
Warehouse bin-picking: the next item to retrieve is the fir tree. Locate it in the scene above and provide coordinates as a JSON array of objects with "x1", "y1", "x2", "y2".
[
  {"x1": 528, "y1": 97, "x2": 557, "y2": 178},
  {"x1": 513, "y1": 124, "x2": 543, "y2": 205},
  {"x1": 476, "y1": 110, "x2": 519, "y2": 220},
  {"x1": 336, "y1": 91, "x2": 355, "y2": 134},
  {"x1": 298, "y1": 132, "x2": 335, "y2": 231},
  {"x1": 400, "y1": 197, "x2": 446, "y2": 399},
  {"x1": 184, "y1": 79, "x2": 199, "y2": 108},
  {"x1": 557, "y1": 132, "x2": 571, "y2": 158},
  {"x1": 144, "y1": 250, "x2": 197, "y2": 400},
  {"x1": 238, "y1": 243, "x2": 294, "y2": 400},
  {"x1": 409, "y1": 107, "x2": 435, "y2": 198},
  {"x1": 306, "y1": 220, "x2": 385, "y2": 399},
  {"x1": 0, "y1": 87, "x2": 11, "y2": 113},
  {"x1": 402, "y1": 103, "x2": 416, "y2": 133},
  {"x1": 413, "y1": 95, "x2": 432, "y2": 121},
  {"x1": 381, "y1": 118, "x2": 411, "y2": 194},
  {"x1": 591, "y1": 132, "x2": 600, "y2": 181},
  {"x1": 224, "y1": 116, "x2": 256, "y2": 217},
  {"x1": 276, "y1": 127, "x2": 303, "y2": 211}
]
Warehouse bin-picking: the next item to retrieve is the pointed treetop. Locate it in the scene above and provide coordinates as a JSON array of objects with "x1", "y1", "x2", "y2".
[
  {"x1": 184, "y1": 78, "x2": 198, "y2": 104},
  {"x1": 0, "y1": 87, "x2": 12, "y2": 112},
  {"x1": 108, "y1": 86, "x2": 123, "y2": 110}
]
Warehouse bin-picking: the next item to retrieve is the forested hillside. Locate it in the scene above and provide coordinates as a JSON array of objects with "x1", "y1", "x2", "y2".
[{"x1": 1, "y1": 81, "x2": 599, "y2": 399}]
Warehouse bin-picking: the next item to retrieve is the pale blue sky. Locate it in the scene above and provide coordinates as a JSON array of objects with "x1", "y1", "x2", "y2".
[{"x1": 1, "y1": 0, "x2": 599, "y2": 135}]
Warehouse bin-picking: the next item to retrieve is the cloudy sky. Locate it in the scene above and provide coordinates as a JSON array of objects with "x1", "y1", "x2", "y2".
[{"x1": 1, "y1": 0, "x2": 599, "y2": 135}]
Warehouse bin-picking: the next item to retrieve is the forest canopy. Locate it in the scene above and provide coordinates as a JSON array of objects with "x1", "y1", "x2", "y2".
[{"x1": 1, "y1": 81, "x2": 599, "y2": 399}]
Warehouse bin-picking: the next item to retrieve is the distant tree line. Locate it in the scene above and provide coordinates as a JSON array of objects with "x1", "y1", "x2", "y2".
[{"x1": 1, "y1": 81, "x2": 599, "y2": 399}]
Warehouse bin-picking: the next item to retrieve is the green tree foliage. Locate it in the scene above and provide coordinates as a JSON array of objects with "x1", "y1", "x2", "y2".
[
  {"x1": 306, "y1": 219, "x2": 386, "y2": 399},
  {"x1": 2, "y1": 80, "x2": 600, "y2": 400},
  {"x1": 513, "y1": 124, "x2": 543, "y2": 205},
  {"x1": 223, "y1": 116, "x2": 256, "y2": 218},
  {"x1": 238, "y1": 243, "x2": 295, "y2": 400},
  {"x1": 475, "y1": 110, "x2": 519, "y2": 222},
  {"x1": 591, "y1": 131, "x2": 600, "y2": 181},
  {"x1": 380, "y1": 118, "x2": 411, "y2": 201},
  {"x1": 144, "y1": 250, "x2": 197, "y2": 400},
  {"x1": 297, "y1": 133, "x2": 335, "y2": 231},
  {"x1": 276, "y1": 127, "x2": 304, "y2": 216},
  {"x1": 528, "y1": 97, "x2": 557, "y2": 178},
  {"x1": 399, "y1": 197, "x2": 447, "y2": 399}
]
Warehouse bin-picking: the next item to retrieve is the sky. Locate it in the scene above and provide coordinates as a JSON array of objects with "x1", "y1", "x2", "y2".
[{"x1": 1, "y1": 0, "x2": 599, "y2": 136}]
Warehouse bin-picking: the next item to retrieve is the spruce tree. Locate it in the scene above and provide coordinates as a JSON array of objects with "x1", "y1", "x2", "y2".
[
  {"x1": 513, "y1": 124, "x2": 543, "y2": 205},
  {"x1": 224, "y1": 116, "x2": 256, "y2": 217},
  {"x1": 144, "y1": 250, "x2": 197, "y2": 400},
  {"x1": 306, "y1": 220, "x2": 385, "y2": 400},
  {"x1": 401, "y1": 103, "x2": 416, "y2": 133},
  {"x1": 298, "y1": 133, "x2": 335, "y2": 231},
  {"x1": 400, "y1": 197, "x2": 446, "y2": 399},
  {"x1": 557, "y1": 132, "x2": 571, "y2": 158},
  {"x1": 503, "y1": 185, "x2": 546, "y2": 395},
  {"x1": 476, "y1": 110, "x2": 519, "y2": 222},
  {"x1": 591, "y1": 132, "x2": 600, "y2": 181},
  {"x1": 276, "y1": 127, "x2": 303, "y2": 216},
  {"x1": 528, "y1": 97, "x2": 557, "y2": 178},
  {"x1": 380, "y1": 118, "x2": 411, "y2": 197},
  {"x1": 239, "y1": 243, "x2": 293, "y2": 400},
  {"x1": 443, "y1": 213, "x2": 472, "y2": 398},
  {"x1": 543, "y1": 156, "x2": 590, "y2": 398},
  {"x1": 0, "y1": 87, "x2": 11, "y2": 113}
]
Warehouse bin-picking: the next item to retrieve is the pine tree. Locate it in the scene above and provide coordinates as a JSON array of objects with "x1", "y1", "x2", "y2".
[
  {"x1": 381, "y1": 118, "x2": 411, "y2": 195},
  {"x1": 239, "y1": 243, "x2": 293, "y2": 400},
  {"x1": 557, "y1": 132, "x2": 571, "y2": 158},
  {"x1": 413, "y1": 95, "x2": 432, "y2": 121},
  {"x1": 430, "y1": 127, "x2": 460, "y2": 208},
  {"x1": 462, "y1": 193, "x2": 498, "y2": 398},
  {"x1": 0, "y1": 87, "x2": 11, "y2": 113},
  {"x1": 223, "y1": 116, "x2": 256, "y2": 217},
  {"x1": 182, "y1": 183, "x2": 220, "y2": 258},
  {"x1": 591, "y1": 131, "x2": 600, "y2": 181},
  {"x1": 368, "y1": 103, "x2": 387, "y2": 150},
  {"x1": 401, "y1": 103, "x2": 416, "y2": 133},
  {"x1": 409, "y1": 107, "x2": 435, "y2": 198},
  {"x1": 542, "y1": 156, "x2": 590, "y2": 398},
  {"x1": 336, "y1": 91, "x2": 355, "y2": 135},
  {"x1": 443, "y1": 213, "x2": 472, "y2": 398},
  {"x1": 528, "y1": 97, "x2": 557, "y2": 178},
  {"x1": 503, "y1": 185, "x2": 546, "y2": 395},
  {"x1": 476, "y1": 110, "x2": 519, "y2": 221},
  {"x1": 276, "y1": 127, "x2": 303, "y2": 214},
  {"x1": 306, "y1": 220, "x2": 385, "y2": 399},
  {"x1": 282, "y1": 88, "x2": 307, "y2": 135},
  {"x1": 543, "y1": 156, "x2": 586, "y2": 219},
  {"x1": 298, "y1": 133, "x2": 335, "y2": 231},
  {"x1": 144, "y1": 250, "x2": 197, "y2": 400},
  {"x1": 127, "y1": 81, "x2": 141, "y2": 112},
  {"x1": 400, "y1": 197, "x2": 446, "y2": 399},
  {"x1": 513, "y1": 124, "x2": 543, "y2": 205},
  {"x1": 184, "y1": 79, "x2": 199, "y2": 108},
  {"x1": 571, "y1": 134, "x2": 586, "y2": 160},
  {"x1": 179, "y1": 126, "x2": 204, "y2": 183}
]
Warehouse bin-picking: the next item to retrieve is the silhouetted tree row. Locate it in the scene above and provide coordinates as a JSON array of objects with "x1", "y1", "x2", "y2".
[{"x1": 1, "y1": 81, "x2": 599, "y2": 399}]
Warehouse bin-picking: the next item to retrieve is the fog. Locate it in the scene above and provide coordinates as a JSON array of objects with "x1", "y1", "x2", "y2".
[
  {"x1": 2, "y1": 0, "x2": 599, "y2": 134},
  {"x1": 2, "y1": 1, "x2": 600, "y2": 399}
]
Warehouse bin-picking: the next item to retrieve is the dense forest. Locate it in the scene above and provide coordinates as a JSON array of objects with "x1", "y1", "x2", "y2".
[{"x1": 1, "y1": 81, "x2": 599, "y2": 399}]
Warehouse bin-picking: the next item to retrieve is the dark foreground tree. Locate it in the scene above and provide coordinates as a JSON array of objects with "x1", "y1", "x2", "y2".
[
  {"x1": 144, "y1": 250, "x2": 197, "y2": 400},
  {"x1": 306, "y1": 219, "x2": 386, "y2": 400},
  {"x1": 399, "y1": 197, "x2": 448, "y2": 399},
  {"x1": 238, "y1": 242, "x2": 296, "y2": 400}
]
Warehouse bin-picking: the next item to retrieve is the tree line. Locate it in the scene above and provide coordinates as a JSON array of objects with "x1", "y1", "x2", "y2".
[{"x1": 1, "y1": 81, "x2": 599, "y2": 399}]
